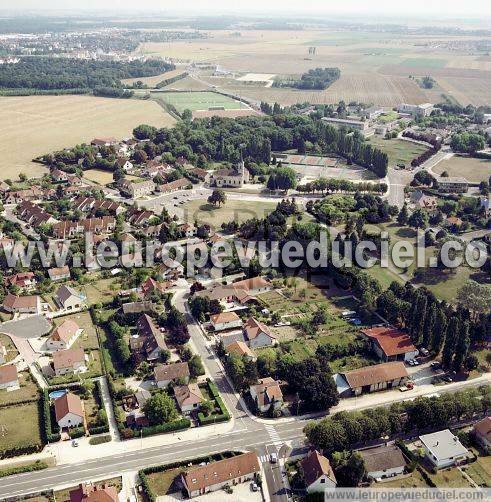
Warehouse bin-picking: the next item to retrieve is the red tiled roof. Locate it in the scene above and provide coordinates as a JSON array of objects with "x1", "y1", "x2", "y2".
[
  {"x1": 342, "y1": 362, "x2": 408, "y2": 389},
  {"x1": 54, "y1": 391, "x2": 84, "y2": 421},
  {"x1": 301, "y1": 450, "x2": 336, "y2": 487},
  {"x1": 0, "y1": 364, "x2": 18, "y2": 385},
  {"x1": 361, "y1": 327, "x2": 416, "y2": 357}
]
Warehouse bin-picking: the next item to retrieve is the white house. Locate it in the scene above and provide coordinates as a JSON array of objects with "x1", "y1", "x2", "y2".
[
  {"x1": 210, "y1": 311, "x2": 243, "y2": 332},
  {"x1": 244, "y1": 317, "x2": 276, "y2": 349},
  {"x1": 174, "y1": 383, "x2": 204, "y2": 415},
  {"x1": 52, "y1": 348, "x2": 86, "y2": 376},
  {"x1": 249, "y1": 377, "x2": 283, "y2": 413},
  {"x1": 47, "y1": 319, "x2": 82, "y2": 351},
  {"x1": 301, "y1": 450, "x2": 337, "y2": 494},
  {"x1": 0, "y1": 364, "x2": 19, "y2": 390},
  {"x1": 360, "y1": 444, "x2": 407, "y2": 481},
  {"x1": 55, "y1": 285, "x2": 86, "y2": 311},
  {"x1": 54, "y1": 392, "x2": 84, "y2": 429},
  {"x1": 420, "y1": 430, "x2": 469, "y2": 469},
  {"x1": 181, "y1": 452, "x2": 259, "y2": 498}
]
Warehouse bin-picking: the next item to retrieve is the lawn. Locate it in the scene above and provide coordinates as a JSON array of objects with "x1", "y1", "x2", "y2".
[
  {"x1": 0, "y1": 402, "x2": 42, "y2": 452},
  {"x1": 82, "y1": 278, "x2": 122, "y2": 305},
  {"x1": 83, "y1": 169, "x2": 142, "y2": 186},
  {"x1": 0, "y1": 371, "x2": 39, "y2": 406},
  {"x1": 0, "y1": 333, "x2": 18, "y2": 363},
  {"x1": 464, "y1": 456, "x2": 491, "y2": 487},
  {"x1": 381, "y1": 469, "x2": 430, "y2": 488},
  {"x1": 0, "y1": 95, "x2": 175, "y2": 181},
  {"x1": 428, "y1": 466, "x2": 474, "y2": 488},
  {"x1": 53, "y1": 311, "x2": 99, "y2": 351},
  {"x1": 433, "y1": 155, "x2": 491, "y2": 183},
  {"x1": 183, "y1": 199, "x2": 276, "y2": 229},
  {"x1": 146, "y1": 468, "x2": 184, "y2": 496},
  {"x1": 368, "y1": 136, "x2": 427, "y2": 167},
  {"x1": 153, "y1": 91, "x2": 247, "y2": 112}
]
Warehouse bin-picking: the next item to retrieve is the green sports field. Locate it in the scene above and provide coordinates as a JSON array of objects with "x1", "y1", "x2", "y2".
[{"x1": 154, "y1": 91, "x2": 248, "y2": 112}]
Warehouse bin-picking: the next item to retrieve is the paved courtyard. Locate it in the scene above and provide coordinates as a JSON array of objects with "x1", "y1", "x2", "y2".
[{"x1": 0, "y1": 315, "x2": 52, "y2": 339}]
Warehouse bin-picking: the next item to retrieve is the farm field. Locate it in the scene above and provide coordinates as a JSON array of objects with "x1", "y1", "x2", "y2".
[
  {"x1": 121, "y1": 69, "x2": 186, "y2": 87},
  {"x1": 183, "y1": 199, "x2": 276, "y2": 229},
  {"x1": 432, "y1": 155, "x2": 491, "y2": 183},
  {"x1": 368, "y1": 137, "x2": 427, "y2": 167},
  {"x1": 0, "y1": 95, "x2": 175, "y2": 181},
  {"x1": 0, "y1": 402, "x2": 42, "y2": 453},
  {"x1": 153, "y1": 91, "x2": 248, "y2": 112},
  {"x1": 135, "y1": 30, "x2": 491, "y2": 105}
]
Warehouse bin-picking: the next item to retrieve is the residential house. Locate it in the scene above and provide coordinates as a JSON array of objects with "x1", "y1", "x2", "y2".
[
  {"x1": 55, "y1": 285, "x2": 86, "y2": 311},
  {"x1": 5, "y1": 272, "x2": 36, "y2": 289},
  {"x1": 0, "y1": 364, "x2": 19, "y2": 390},
  {"x1": 480, "y1": 196, "x2": 491, "y2": 217},
  {"x1": 225, "y1": 340, "x2": 256, "y2": 361},
  {"x1": 116, "y1": 158, "x2": 134, "y2": 172},
  {"x1": 4, "y1": 187, "x2": 44, "y2": 204},
  {"x1": 17, "y1": 201, "x2": 56, "y2": 227},
  {"x1": 122, "y1": 300, "x2": 156, "y2": 315},
  {"x1": 127, "y1": 208, "x2": 157, "y2": 227},
  {"x1": 232, "y1": 276, "x2": 272, "y2": 296},
  {"x1": 174, "y1": 383, "x2": 204, "y2": 415},
  {"x1": 420, "y1": 429, "x2": 469, "y2": 469},
  {"x1": 361, "y1": 327, "x2": 418, "y2": 362},
  {"x1": 158, "y1": 258, "x2": 185, "y2": 280},
  {"x1": 118, "y1": 179, "x2": 155, "y2": 199},
  {"x1": 132, "y1": 314, "x2": 168, "y2": 361},
  {"x1": 93, "y1": 199, "x2": 125, "y2": 216},
  {"x1": 47, "y1": 319, "x2": 82, "y2": 350},
  {"x1": 249, "y1": 377, "x2": 283, "y2": 413},
  {"x1": 473, "y1": 417, "x2": 491, "y2": 450},
  {"x1": 48, "y1": 266, "x2": 71, "y2": 282},
  {"x1": 2, "y1": 294, "x2": 41, "y2": 314},
  {"x1": 208, "y1": 162, "x2": 250, "y2": 188},
  {"x1": 397, "y1": 103, "x2": 434, "y2": 117},
  {"x1": 154, "y1": 362, "x2": 190, "y2": 388},
  {"x1": 52, "y1": 348, "x2": 86, "y2": 376},
  {"x1": 436, "y1": 177, "x2": 469, "y2": 193},
  {"x1": 195, "y1": 276, "x2": 272, "y2": 306},
  {"x1": 360, "y1": 444, "x2": 407, "y2": 481},
  {"x1": 409, "y1": 190, "x2": 438, "y2": 210},
  {"x1": 179, "y1": 223, "x2": 197, "y2": 238},
  {"x1": 210, "y1": 312, "x2": 243, "y2": 332},
  {"x1": 50, "y1": 168, "x2": 69, "y2": 183},
  {"x1": 189, "y1": 167, "x2": 208, "y2": 181},
  {"x1": 52, "y1": 217, "x2": 116, "y2": 239},
  {"x1": 243, "y1": 317, "x2": 276, "y2": 349},
  {"x1": 73, "y1": 196, "x2": 96, "y2": 213},
  {"x1": 91, "y1": 137, "x2": 117, "y2": 147},
  {"x1": 69, "y1": 483, "x2": 119, "y2": 502},
  {"x1": 445, "y1": 215, "x2": 464, "y2": 228},
  {"x1": 181, "y1": 451, "x2": 260, "y2": 498},
  {"x1": 334, "y1": 361, "x2": 409, "y2": 397},
  {"x1": 157, "y1": 178, "x2": 191, "y2": 194},
  {"x1": 54, "y1": 391, "x2": 84, "y2": 429},
  {"x1": 301, "y1": 450, "x2": 337, "y2": 494},
  {"x1": 141, "y1": 277, "x2": 173, "y2": 299}
]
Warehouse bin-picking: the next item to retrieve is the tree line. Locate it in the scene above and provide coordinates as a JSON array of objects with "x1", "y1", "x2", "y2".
[
  {"x1": 0, "y1": 57, "x2": 174, "y2": 91},
  {"x1": 274, "y1": 67, "x2": 341, "y2": 90}
]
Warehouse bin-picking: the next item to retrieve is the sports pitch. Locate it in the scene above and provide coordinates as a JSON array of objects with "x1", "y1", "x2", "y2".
[{"x1": 154, "y1": 91, "x2": 248, "y2": 112}]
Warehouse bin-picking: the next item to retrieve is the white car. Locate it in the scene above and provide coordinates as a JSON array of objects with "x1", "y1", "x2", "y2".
[
  {"x1": 72, "y1": 440, "x2": 79, "y2": 447},
  {"x1": 251, "y1": 482, "x2": 259, "y2": 492}
]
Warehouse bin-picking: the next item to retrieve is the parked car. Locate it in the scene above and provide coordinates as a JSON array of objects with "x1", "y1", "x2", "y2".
[
  {"x1": 420, "y1": 348, "x2": 430, "y2": 356},
  {"x1": 72, "y1": 440, "x2": 79, "y2": 447},
  {"x1": 251, "y1": 482, "x2": 259, "y2": 492},
  {"x1": 430, "y1": 361, "x2": 441, "y2": 371}
]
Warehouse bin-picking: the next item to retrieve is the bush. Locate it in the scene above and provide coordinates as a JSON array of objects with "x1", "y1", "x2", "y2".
[
  {"x1": 69, "y1": 427, "x2": 85, "y2": 439},
  {"x1": 88, "y1": 424, "x2": 110, "y2": 435},
  {"x1": 122, "y1": 419, "x2": 191, "y2": 440},
  {"x1": 89, "y1": 435, "x2": 112, "y2": 445},
  {"x1": 0, "y1": 460, "x2": 48, "y2": 478}
]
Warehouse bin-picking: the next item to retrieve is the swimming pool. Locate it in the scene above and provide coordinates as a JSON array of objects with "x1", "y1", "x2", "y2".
[{"x1": 49, "y1": 389, "x2": 67, "y2": 400}]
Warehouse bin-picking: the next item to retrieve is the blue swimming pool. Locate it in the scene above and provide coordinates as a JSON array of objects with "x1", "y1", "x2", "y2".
[{"x1": 49, "y1": 389, "x2": 67, "y2": 400}]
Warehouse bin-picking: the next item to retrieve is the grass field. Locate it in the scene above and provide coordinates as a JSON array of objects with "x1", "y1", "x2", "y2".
[
  {"x1": 83, "y1": 169, "x2": 142, "y2": 186},
  {"x1": 154, "y1": 91, "x2": 248, "y2": 112},
  {"x1": 0, "y1": 371, "x2": 39, "y2": 407},
  {"x1": 0, "y1": 333, "x2": 18, "y2": 363},
  {"x1": 433, "y1": 155, "x2": 491, "y2": 183},
  {"x1": 146, "y1": 468, "x2": 184, "y2": 496},
  {"x1": 463, "y1": 455, "x2": 491, "y2": 487},
  {"x1": 0, "y1": 402, "x2": 42, "y2": 452},
  {"x1": 183, "y1": 199, "x2": 276, "y2": 229},
  {"x1": 121, "y1": 69, "x2": 186, "y2": 87},
  {"x1": 368, "y1": 137, "x2": 427, "y2": 167},
  {"x1": 0, "y1": 95, "x2": 175, "y2": 181}
]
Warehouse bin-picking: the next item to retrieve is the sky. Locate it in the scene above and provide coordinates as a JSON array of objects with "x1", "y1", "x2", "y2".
[{"x1": 2, "y1": 0, "x2": 490, "y2": 18}]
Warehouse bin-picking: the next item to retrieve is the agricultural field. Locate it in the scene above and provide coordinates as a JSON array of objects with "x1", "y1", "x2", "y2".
[
  {"x1": 136, "y1": 29, "x2": 491, "y2": 106},
  {"x1": 0, "y1": 402, "x2": 42, "y2": 453},
  {"x1": 183, "y1": 199, "x2": 276, "y2": 229},
  {"x1": 153, "y1": 91, "x2": 248, "y2": 112},
  {"x1": 368, "y1": 137, "x2": 427, "y2": 167},
  {"x1": 121, "y1": 69, "x2": 186, "y2": 88},
  {"x1": 432, "y1": 155, "x2": 491, "y2": 183},
  {"x1": 0, "y1": 95, "x2": 175, "y2": 181}
]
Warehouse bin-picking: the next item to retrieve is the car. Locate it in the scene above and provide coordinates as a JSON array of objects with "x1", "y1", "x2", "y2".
[
  {"x1": 251, "y1": 482, "x2": 259, "y2": 492},
  {"x1": 399, "y1": 385, "x2": 410, "y2": 392},
  {"x1": 442, "y1": 375, "x2": 453, "y2": 383},
  {"x1": 270, "y1": 453, "x2": 278, "y2": 464},
  {"x1": 173, "y1": 196, "x2": 178, "y2": 199},
  {"x1": 420, "y1": 348, "x2": 429, "y2": 356},
  {"x1": 72, "y1": 440, "x2": 79, "y2": 447},
  {"x1": 407, "y1": 359, "x2": 415, "y2": 366},
  {"x1": 430, "y1": 361, "x2": 441, "y2": 370},
  {"x1": 412, "y1": 359, "x2": 420, "y2": 366}
]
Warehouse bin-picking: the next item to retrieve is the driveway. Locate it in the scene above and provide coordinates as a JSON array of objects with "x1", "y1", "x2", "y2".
[{"x1": 0, "y1": 315, "x2": 52, "y2": 339}]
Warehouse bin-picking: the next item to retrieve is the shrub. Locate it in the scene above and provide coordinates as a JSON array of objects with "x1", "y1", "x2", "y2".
[
  {"x1": 89, "y1": 435, "x2": 111, "y2": 445},
  {"x1": 0, "y1": 460, "x2": 48, "y2": 478},
  {"x1": 69, "y1": 427, "x2": 85, "y2": 439}
]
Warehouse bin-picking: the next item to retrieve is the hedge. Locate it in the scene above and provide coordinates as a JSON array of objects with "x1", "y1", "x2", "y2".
[
  {"x1": 89, "y1": 435, "x2": 111, "y2": 445},
  {"x1": 0, "y1": 460, "x2": 48, "y2": 478},
  {"x1": 42, "y1": 389, "x2": 61, "y2": 443},
  {"x1": 0, "y1": 443, "x2": 43, "y2": 460},
  {"x1": 88, "y1": 424, "x2": 110, "y2": 435},
  {"x1": 139, "y1": 418, "x2": 190, "y2": 438},
  {"x1": 69, "y1": 427, "x2": 85, "y2": 439},
  {"x1": 198, "y1": 381, "x2": 230, "y2": 426}
]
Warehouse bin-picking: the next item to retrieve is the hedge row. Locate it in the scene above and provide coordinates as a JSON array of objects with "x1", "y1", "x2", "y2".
[
  {"x1": 69, "y1": 427, "x2": 85, "y2": 439},
  {"x1": 89, "y1": 435, "x2": 111, "y2": 445},
  {"x1": 0, "y1": 460, "x2": 48, "y2": 479},
  {"x1": 198, "y1": 381, "x2": 231, "y2": 426},
  {"x1": 42, "y1": 389, "x2": 61, "y2": 443},
  {"x1": 0, "y1": 443, "x2": 43, "y2": 460},
  {"x1": 88, "y1": 424, "x2": 110, "y2": 435},
  {"x1": 139, "y1": 418, "x2": 190, "y2": 438}
]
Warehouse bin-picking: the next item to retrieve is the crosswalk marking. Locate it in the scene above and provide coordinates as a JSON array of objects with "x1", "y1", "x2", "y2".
[
  {"x1": 259, "y1": 454, "x2": 270, "y2": 463},
  {"x1": 264, "y1": 424, "x2": 282, "y2": 447}
]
